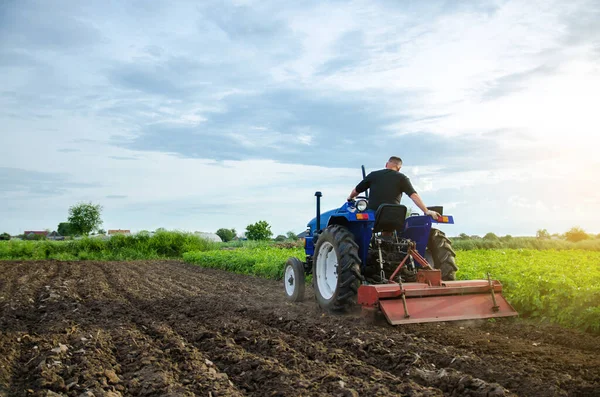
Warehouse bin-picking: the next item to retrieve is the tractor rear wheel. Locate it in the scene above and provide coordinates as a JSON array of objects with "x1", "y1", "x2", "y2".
[
  {"x1": 312, "y1": 225, "x2": 362, "y2": 312},
  {"x1": 426, "y1": 228, "x2": 458, "y2": 281}
]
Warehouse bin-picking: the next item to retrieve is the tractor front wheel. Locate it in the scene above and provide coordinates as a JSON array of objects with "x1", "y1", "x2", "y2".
[
  {"x1": 284, "y1": 257, "x2": 305, "y2": 302},
  {"x1": 312, "y1": 225, "x2": 362, "y2": 312},
  {"x1": 426, "y1": 228, "x2": 458, "y2": 281}
]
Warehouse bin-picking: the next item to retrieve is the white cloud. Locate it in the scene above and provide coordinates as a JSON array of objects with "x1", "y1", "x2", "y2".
[{"x1": 1, "y1": 0, "x2": 599, "y2": 236}]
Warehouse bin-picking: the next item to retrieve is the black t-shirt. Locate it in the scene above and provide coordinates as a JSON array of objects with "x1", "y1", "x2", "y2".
[{"x1": 355, "y1": 169, "x2": 417, "y2": 211}]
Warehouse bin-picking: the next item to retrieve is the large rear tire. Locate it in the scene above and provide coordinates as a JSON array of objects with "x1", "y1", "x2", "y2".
[
  {"x1": 426, "y1": 228, "x2": 458, "y2": 281},
  {"x1": 312, "y1": 225, "x2": 362, "y2": 312}
]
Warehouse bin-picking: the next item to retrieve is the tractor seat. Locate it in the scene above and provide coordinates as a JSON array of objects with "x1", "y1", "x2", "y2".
[{"x1": 372, "y1": 204, "x2": 407, "y2": 234}]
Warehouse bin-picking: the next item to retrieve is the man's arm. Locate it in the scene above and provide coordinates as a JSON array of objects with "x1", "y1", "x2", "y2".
[
  {"x1": 409, "y1": 192, "x2": 441, "y2": 220},
  {"x1": 348, "y1": 173, "x2": 372, "y2": 201}
]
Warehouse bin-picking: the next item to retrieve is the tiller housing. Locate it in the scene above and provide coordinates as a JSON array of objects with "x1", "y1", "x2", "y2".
[{"x1": 357, "y1": 244, "x2": 517, "y2": 324}]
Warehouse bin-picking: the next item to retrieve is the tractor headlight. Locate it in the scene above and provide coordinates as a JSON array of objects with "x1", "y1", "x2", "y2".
[{"x1": 356, "y1": 199, "x2": 368, "y2": 212}]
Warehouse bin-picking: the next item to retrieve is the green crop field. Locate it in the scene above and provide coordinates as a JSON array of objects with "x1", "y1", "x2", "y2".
[
  {"x1": 2, "y1": 234, "x2": 599, "y2": 334},
  {"x1": 0, "y1": 232, "x2": 219, "y2": 261},
  {"x1": 184, "y1": 244, "x2": 303, "y2": 280},
  {"x1": 184, "y1": 247, "x2": 600, "y2": 334},
  {"x1": 456, "y1": 249, "x2": 600, "y2": 333}
]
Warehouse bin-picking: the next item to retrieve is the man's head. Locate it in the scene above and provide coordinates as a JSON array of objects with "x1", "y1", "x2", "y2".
[{"x1": 385, "y1": 156, "x2": 402, "y2": 171}]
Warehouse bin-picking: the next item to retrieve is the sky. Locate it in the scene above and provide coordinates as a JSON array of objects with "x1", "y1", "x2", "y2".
[{"x1": 1, "y1": 0, "x2": 599, "y2": 238}]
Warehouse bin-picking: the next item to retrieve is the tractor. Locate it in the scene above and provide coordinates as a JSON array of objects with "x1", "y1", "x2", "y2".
[{"x1": 284, "y1": 166, "x2": 517, "y2": 325}]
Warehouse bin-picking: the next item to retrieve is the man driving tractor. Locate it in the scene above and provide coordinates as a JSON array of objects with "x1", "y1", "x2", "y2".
[{"x1": 347, "y1": 156, "x2": 441, "y2": 220}]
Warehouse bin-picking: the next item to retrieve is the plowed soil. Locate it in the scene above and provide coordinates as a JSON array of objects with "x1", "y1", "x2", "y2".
[{"x1": 1, "y1": 260, "x2": 599, "y2": 397}]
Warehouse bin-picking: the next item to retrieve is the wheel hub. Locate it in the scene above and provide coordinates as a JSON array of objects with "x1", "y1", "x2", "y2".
[
  {"x1": 316, "y1": 241, "x2": 338, "y2": 300},
  {"x1": 284, "y1": 265, "x2": 295, "y2": 296}
]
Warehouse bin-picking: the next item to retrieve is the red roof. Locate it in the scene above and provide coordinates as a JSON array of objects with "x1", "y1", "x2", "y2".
[
  {"x1": 24, "y1": 231, "x2": 49, "y2": 235},
  {"x1": 108, "y1": 229, "x2": 130, "y2": 234}
]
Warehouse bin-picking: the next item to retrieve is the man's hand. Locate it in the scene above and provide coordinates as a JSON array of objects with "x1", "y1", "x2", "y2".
[
  {"x1": 347, "y1": 188, "x2": 359, "y2": 202},
  {"x1": 425, "y1": 209, "x2": 441, "y2": 220}
]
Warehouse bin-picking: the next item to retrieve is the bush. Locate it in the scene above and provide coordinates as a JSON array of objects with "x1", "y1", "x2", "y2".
[
  {"x1": 286, "y1": 231, "x2": 297, "y2": 240},
  {"x1": 536, "y1": 229, "x2": 550, "y2": 239},
  {"x1": 565, "y1": 227, "x2": 589, "y2": 243},
  {"x1": 216, "y1": 228, "x2": 236, "y2": 242},
  {"x1": 0, "y1": 231, "x2": 220, "y2": 261},
  {"x1": 483, "y1": 232, "x2": 499, "y2": 241},
  {"x1": 245, "y1": 220, "x2": 273, "y2": 241}
]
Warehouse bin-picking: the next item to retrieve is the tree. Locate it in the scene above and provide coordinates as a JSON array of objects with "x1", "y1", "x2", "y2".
[
  {"x1": 216, "y1": 228, "x2": 236, "y2": 242},
  {"x1": 274, "y1": 234, "x2": 286, "y2": 241},
  {"x1": 57, "y1": 222, "x2": 74, "y2": 236},
  {"x1": 245, "y1": 220, "x2": 273, "y2": 241},
  {"x1": 67, "y1": 202, "x2": 103, "y2": 236},
  {"x1": 565, "y1": 226, "x2": 589, "y2": 243},
  {"x1": 483, "y1": 232, "x2": 499, "y2": 241},
  {"x1": 286, "y1": 231, "x2": 297, "y2": 240},
  {"x1": 97, "y1": 229, "x2": 106, "y2": 235},
  {"x1": 536, "y1": 229, "x2": 550, "y2": 239},
  {"x1": 0, "y1": 232, "x2": 10, "y2": 240},
  {"x1": 458, "y1": 233, "x2": 469, "y2": 240}
]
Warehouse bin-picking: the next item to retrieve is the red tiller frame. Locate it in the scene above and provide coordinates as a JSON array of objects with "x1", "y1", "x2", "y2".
[{"x1": 357, "y1": 244, "x2": 518, "y2": 325}]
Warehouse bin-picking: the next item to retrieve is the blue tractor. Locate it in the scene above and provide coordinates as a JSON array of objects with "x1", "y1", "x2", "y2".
[{"x1": 284, "y1": 166, "x2": 517, "y2": 325}]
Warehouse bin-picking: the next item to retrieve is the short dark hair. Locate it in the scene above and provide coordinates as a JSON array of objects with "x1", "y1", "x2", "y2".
[{"x1": 388, "y1": 156, "x2": 402, "y2": 164}]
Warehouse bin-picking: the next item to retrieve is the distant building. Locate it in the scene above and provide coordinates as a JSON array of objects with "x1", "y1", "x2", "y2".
[
  {"x1": 47, "y1": 231, "x2": 64, "y2": 241},
  {"x1": 24, "y1": 231, "x2": 49, "y2": 237},
  {"x1": 194, "y1": 232, "x2": 223, "y2": 242},
  {"x1": 108, "y1": 229, "x2": 131, "y2": 236}
]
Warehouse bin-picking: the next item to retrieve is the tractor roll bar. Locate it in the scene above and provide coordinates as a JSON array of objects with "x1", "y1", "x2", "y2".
[{"x1": 361, "y1": 165, "x2": 369, "y2": 199}]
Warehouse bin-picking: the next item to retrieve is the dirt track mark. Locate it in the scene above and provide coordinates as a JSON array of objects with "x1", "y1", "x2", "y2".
[
  {"x1": 98, "y1": 260, "x2": 600, "y2": 396},
  {"x1": 131, "y1": 261, "x2": 600, "y2": 396},
  {"x1": 94, "y1": 262, "x2": 443, "y2": 396},
  {"x1": 95, "y1": 262, "x2": 511, "y2": 396}
]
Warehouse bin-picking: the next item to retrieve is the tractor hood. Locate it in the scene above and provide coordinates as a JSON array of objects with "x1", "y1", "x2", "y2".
[{"x1": 306, "y1": 207, "x2": 341, "y2": 234}]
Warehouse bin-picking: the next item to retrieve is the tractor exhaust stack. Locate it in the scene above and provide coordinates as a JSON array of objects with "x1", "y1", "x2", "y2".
[{"x1": 315, "y1": 191, "x2": 322, "y2": 232}]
